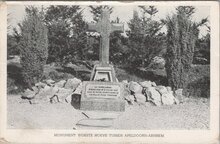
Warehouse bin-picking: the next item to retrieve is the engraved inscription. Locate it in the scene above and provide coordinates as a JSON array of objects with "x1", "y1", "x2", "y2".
[{"x1": 85, "y1": 84, "x2": 120, "y2": 99}]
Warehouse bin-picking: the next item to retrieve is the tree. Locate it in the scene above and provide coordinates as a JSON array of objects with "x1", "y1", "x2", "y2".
[
  {"x1": 44, "y1": 6, "x2": 87, "y2": 63},
  {"x1": 193, "y1": 32, "x2": 210, "y2": 64},
  {"x1": 19, "y1": 6, "x2": 48, "y2": 88},
  {"x1": 126, "y1": 6, "x2": 165, "y2": 68},
  {"x1": 109, "y1": 17, "x2": 129, "y2": 65},
  {"x1": 165, "y1": 6, "x2": 207, "y2": 90},
  {"x1": 89, "y1": 5, "x2": 113, "y2": 22},
  {"x1": 7, "y1": 35, "x2": 20, "y2": 57}
]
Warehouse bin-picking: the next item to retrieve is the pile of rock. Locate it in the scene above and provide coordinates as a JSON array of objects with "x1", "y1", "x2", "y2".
[
  {"x1": 123, "y1": 80, "x2": 181, "y2": 106},
  {"x1": 22, "y1": 78, "x2": 182, "y2": 106},
  {"x1": 21, "y1": 78, "x2": 82, "y2": 104}
]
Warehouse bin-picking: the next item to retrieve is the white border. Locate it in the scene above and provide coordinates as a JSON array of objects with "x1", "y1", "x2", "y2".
[{"x1": 0, "y1": 1, "x2": 219, "y2": 143}]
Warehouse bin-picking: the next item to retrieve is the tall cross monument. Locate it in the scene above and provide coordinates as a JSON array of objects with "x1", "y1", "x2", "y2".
[{"x1": 88, "y1": 8, "x2": 124, "y2": 82}]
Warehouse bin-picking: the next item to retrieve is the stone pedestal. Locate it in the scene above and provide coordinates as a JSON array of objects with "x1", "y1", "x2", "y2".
[{"x1": 90, "y1": 64, "x2": 117, "y2": 82}]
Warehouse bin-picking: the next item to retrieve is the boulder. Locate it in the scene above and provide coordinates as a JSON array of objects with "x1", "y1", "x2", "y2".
[
  {"x1": 55, "y1": 88, "x2": 73, "y2": 103},
  {"x1": 35, "y1": 85, "x2": 59, "y2": 102},
  {"x1": 155, "y1": 86, "x2": 168, "y2": 95},
  {"x1": 29, "y1": 99, "x2": 39, "y2": 104},
  {"x1": 145, "y1": 87, "x2": 162, "y2": 106},
  {"x1": 64, "y1": 78, "x2": 81, "y2": 90},
  {"x1": 65, "y1": 94, "x2": 72, "y2": 103},
  {"x1": 161, "y1": 92, "x2": 176, "y2": 105},
  {"x1": 145, "y1": 101, "x2": 156, "y2": 106},
  {"x1": 174, "y1": 89, "x2": 184, "y2": 103},
  {"x1": 45, "y1": 79, "x2": 55, "y2": 86},
  {"x1": 122, "y1": 80, "x2": 129, "y2": 84},
  {"x1": 50, "y1": 95, "x2": 59, "y2": 103},
  {"x1": 73, "y1": 82, "x2": 82, "y2": 95},
  {"x1": 124, "y1": 95, "x2": 135, "y2": 105},
  {"x1": 139, "y1": 81, "x2": 152, "y2": 88},
  {"x1": 151, "y1": 82, "x2": 157, "y2": 87},
  {"x1": 166, "y1": 86, "x2": 172, "y2": 92},
  {"x1": 123, "y1": 87, "x2": 131, "y2": 97},
  {"x1": 32, "y1": 86, "x2": 39, "y2": 94},
  {"x1": 135, "y1": 94, "x2": 146, "y2": 104},
  {"x1": 129, "y1": 81, "x2": 142, "y2": 94},
  {"x1": 55, "y1": 80, "x2": 66, "y2": 88},
  {"x1": 21, "y1": 89, "x2": 36, "y2": 99},
  {"x1": 35, "y1": 82, "x2": 46, "y2": 88}
]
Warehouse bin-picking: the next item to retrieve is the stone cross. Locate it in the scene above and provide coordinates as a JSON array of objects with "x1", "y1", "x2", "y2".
[{"x1": 88, "y1": 8, "x2": 124, "y2": 65}]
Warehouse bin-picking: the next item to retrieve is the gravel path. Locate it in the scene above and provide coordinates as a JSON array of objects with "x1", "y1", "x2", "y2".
[{"x1": 7, "y1": 95, "x2": 209, "y2": 130}]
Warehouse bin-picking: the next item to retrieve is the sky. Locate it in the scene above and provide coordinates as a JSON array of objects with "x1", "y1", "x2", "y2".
[{"x1": 7, "y1": 5, "x2": 210, "y2": 38}]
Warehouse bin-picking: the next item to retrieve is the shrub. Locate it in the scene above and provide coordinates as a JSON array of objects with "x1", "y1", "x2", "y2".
[
  {"x1": 19, "y1": 7, "x2": 48, "y2": 88},
  {"x1": 165, "y1": 6, "x2": 199, "y2": 91},
  {"x1": 187, "y1": 65, "x2": 210, "y2": 97}
]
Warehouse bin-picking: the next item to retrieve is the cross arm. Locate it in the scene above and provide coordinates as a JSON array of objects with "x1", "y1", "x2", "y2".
[
  {"x1": 111, "y1": 23, "x2": 124, "y2": 33},
  {"x1": 88, "y1": 23, "x2": 100, "y2": 32}
]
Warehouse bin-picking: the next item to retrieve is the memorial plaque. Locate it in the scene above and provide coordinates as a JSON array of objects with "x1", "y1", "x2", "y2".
[
  {"x1": 80, "y1": 81, "x2": 125, "y2": 111},
  {"x1": 85, "y1": 84, "x2": 120, "y2": 98}
]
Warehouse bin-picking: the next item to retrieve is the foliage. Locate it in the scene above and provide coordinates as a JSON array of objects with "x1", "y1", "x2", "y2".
[
  {"x1": 44, "y1": 6, "x2": 87, "y2": 63},
  {"x1": 19, "y1": 6, "x2": 48, "y2": 88},
  {"x1": 187, "y1": 65, "x2": 210, "y2": 97},
  {"x1": 165, "y1": 6, "x2": 208, "y2": 90},
  {"x1": 193, "y1": 33, "x2": 210, "y2": 64},
  {"x1": 7, "y1": 35, "x2": 20, "y2": 57},
  {"x1": 126, "y1": 6, "x2": 165, "y2": 68},
  {"x1": 89, "y1": 5, "x2": 113, "y2": 22}
]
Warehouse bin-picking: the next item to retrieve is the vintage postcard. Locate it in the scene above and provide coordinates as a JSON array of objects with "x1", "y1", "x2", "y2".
[{"x1": 0, "y1": 1, "x2": 219, "y2": 143}]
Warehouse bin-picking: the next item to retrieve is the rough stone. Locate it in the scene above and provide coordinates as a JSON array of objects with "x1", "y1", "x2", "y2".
[
  {"x1": 129, "y1": 81, "x2": 142, "y2": 94},
  {"x1": 166, "y1": 86, "x2": 172, "y2": 92},
  {"x1": 174, "y1": 89, "x2": 184, "y2": 103},
  {"x1": 145, "y1": 87, "x2": 162, "y2": 106},
  {"x1": 151, "y1": 82, "x2": 157, "y2": 87},
  {"x1": 122, "y1": 80, "x2": 128, "y2": 84},
  {"x1": 35, "y1": 82, "x2": 46, "y2": 88},
  {"x1": 45, "y1": 79, "x2": 55, "y2": 86},
  {"x1": 55, "y1": 80, "x2": 66, "y2": 88},
  {"x1": 139, "y1": 81, "x2": 152, "y2": 88},
  {"x1": 55, "y1": 88, "x2": 73, "y2": 102},
  {"x1": 73, "y1": 82, "x2": 82, "y2": 95},
  {"x1": 155, "y1": 86, "x2": 168, "y2": 95},
  {"x1": 124, "y1": 95, "x2": 135, "y2": 104},
  {"x1": 135, "y1": 94, "x2": 146, "y2": 104},
  {"x1": 50, "y1": 95, "x2": 59, "y2": 103},
  {"x1": 64, "y1": 78, "x2": 81, "y2": 90},
  {"x1": 145, "y1": 101, "x2": 156, "y2": 106},
  {"x1": 21, "y1": 89, "x2": 36, "y2": 99},
  {"x1": 36, "y1": 85, "x2": 59, "y2": 102},
  {"x1": 32, "y1": 86, "x2": 39, "y2": 94},
  {"x1": 161, "y1": 92, "x2": 175, "y2": 105}
]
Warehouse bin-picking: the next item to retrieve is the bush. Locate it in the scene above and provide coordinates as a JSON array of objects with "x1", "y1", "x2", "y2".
[
  {"x1": 186, "y1": 65, "x2": 210, "y2": 97},
  {"x1": 19, "y1": 7, "x2": 48, "y2": 88},
  {"x1": 165, "y1": 6, "x2": 199, "y2": 90}
]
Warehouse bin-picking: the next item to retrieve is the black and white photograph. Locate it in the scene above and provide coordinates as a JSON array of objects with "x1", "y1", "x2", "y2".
[{"x1": 1, "y1": 1, "x2": 219, "y2": 143}]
